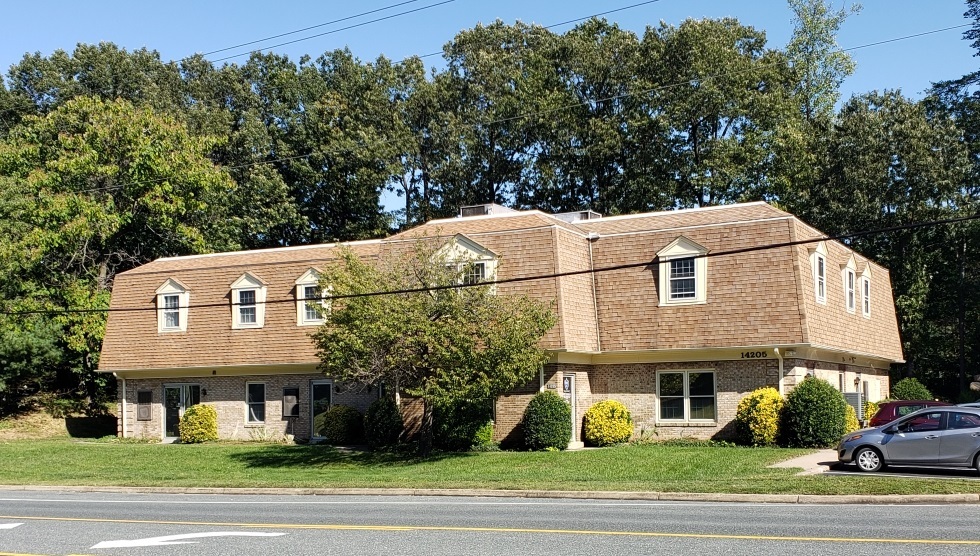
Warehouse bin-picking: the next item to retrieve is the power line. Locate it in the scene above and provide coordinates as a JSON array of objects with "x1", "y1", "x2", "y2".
[
  {"x1": 200, "y1": 0, "x2": 427, "y2": 57},
  {"x1": 4, "y1": 212, "x2": 977, "y2": 317},
  {"x1": 209, "y1": 0, "x2": 458, "y2": 63}
]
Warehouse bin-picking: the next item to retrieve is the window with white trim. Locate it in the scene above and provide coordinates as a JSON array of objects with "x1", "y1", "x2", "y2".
[
  {"x1": 810, "y1": 242, "x2": 828, "y2": 305},
  {"x1": 657, "y1": 237, "x2": 708, "y2": 306},
  {"x1": 845, "y1": 268, "x2": 856, "y2": 313},
  {"x1": 862, "y1": 275, "x2": 871, "y2": 318},
  {"x1": 230, "y1": 273, "x2": 267, "y2": 329},
  {"x1": 657, "y1": 370, "x2": 716, "y2": 422},
  {"x1": 246, "y1": 382, "x2": 266, "y2": 424},
  {"x1": 295, "y1": 268, "x2": 328, "y2": 326},
  {"x1": 436, "y1": 234, "x2": 498, "y2": 290},
  {"x1": 155, "y1": 278, "x2": 189, "y2": 333}
]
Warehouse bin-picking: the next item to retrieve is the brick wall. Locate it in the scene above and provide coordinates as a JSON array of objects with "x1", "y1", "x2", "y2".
[{"x1": 118, "y1": 374, "x2": 377, "y2": 441}]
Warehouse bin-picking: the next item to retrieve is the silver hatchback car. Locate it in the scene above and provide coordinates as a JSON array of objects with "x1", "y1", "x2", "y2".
[{"x1": 838, "y1": 406, "x2": 980, "y2": 472}]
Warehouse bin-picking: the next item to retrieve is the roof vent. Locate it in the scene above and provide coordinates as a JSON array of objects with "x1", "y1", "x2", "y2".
[
  {"x1": 459, "y1": 204, "x2": 515, "y2": 218},
  {"x1": 553, "y1": 210, "x2": 603, "y2": 223}
]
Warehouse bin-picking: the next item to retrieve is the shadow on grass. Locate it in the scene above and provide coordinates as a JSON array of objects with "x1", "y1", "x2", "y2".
[
  {"x1": 65, "y1": 416, "x2": 117, "y2": 438},
  {"x1": 228, "y1": 444, "x2": 477, "y2": 470}
]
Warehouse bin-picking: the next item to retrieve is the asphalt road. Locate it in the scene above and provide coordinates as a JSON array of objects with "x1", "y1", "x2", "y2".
[{"x1": 1, "y1": 491, "x2": 979, "y2": 555}]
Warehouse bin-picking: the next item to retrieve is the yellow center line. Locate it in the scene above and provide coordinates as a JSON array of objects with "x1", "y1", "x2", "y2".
[{"x1": 1, "y1": 514, "x2": 978, "y2": 545}]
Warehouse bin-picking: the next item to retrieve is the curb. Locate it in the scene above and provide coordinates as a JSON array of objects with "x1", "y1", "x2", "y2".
[{"x1": 2, "y1": 485, "x2": 978, "y2": 504}]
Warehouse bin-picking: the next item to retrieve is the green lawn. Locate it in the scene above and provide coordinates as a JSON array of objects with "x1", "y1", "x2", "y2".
[{"x1": 1, "y1": 439, "x2": 979, "y2": 495}]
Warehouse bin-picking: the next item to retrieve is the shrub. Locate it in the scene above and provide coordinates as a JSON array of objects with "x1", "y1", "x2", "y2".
[
  {"x1": 317, "y1": 405, "x2": 363, "y2": 445},
  {"x1": 734, "y1": 387, "x2": 784, "y2": 446},
  {"x1": 522, "y1": 391, "x2": 571, "y2": 451},
  {"x1": 179, "y1": 404, "x2": 217, "y2": 444},
  {"x1": 891, "y1": 377, "x2": 933, "y2": 401},
  {"x1": 844, "y1": 404, "x2": 860, "y2": 433},
  {"x1": 583, "y1": 400, "x2": 633, "y2": 446},
  {"x1": 863, "y1": 400, "x2": 879, "y2": 423},
  {"x1": 471, "y1": 420, "x2": 498, "y2": 451},
  {"x1": 363, "y1": 397, "x2": 404, "y2": 448},
  {"x1": 781, "y1": 376, "x2": 848, "y2": 448},
  {"x1": 433, "y1": 397, "x2": 494, "y2": 451}
]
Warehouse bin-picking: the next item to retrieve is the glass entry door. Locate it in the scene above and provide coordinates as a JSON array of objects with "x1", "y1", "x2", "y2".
[
  {"x1": 164, "y1": 384, "x2": 201, "y2": 438},
  {"x1": 310, "y1": 380, "x2": 333, "y2": 439}
]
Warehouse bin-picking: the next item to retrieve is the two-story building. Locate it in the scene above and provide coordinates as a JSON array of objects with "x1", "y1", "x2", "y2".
[{"x1": 99, "y1": 202, "x2": 903, "y2": 443}]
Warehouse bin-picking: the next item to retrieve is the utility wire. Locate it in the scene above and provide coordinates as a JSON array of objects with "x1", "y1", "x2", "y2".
[
  {"x1": 5, "y1": 212, "x2": 977, "y2": 316},
  {"x1": 200, "y1": 0, "x2": 426, "y2": 56},
  {"x1": 47, "y1": 22, "x2": 972, "y2": 198},
  {"x1": 209, "y1": 0, "x2": 458, "y2": 63}
]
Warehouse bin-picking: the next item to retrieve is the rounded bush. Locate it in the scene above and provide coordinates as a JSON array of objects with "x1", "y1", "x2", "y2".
[
  {"x1": 734, "y1": 387, "x2": 784, "y2": 446},
  {"x1": 781, "y1": 376, "x2": 849, "y2": 448},
  {"x1": 522, "y1": 391, "x2": 571, "y2": 451},
  {"x1": 317, "y1": 405, "x2": 363, "y2": 445},
  {"x1": 844, "y1": 404, "x2": 860, "y2": 433},
  {"x1": 583, "y1": 400, "x2": 633, "y2": 446},
  {"x1": 363, "y1": 397, "x2": 403, "y2": 448},
  {"x1": 179, "y1": 404, "x2": 218, "y2": 444},
  {"x1": 891, "y1": 377, "x2": 933, "y2": 401}
]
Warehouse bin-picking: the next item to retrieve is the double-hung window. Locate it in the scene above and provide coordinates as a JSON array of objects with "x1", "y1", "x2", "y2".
[
  {"x1": 815, "y1": 254, "x2": 826, "y2": 303},
  {"x1": 862, "y1": 275, "x2": 871, "y2": 318},
  {"x1": 657, "y1": 370, "x2": 716, "y2": 422},
  {"x1": 163, "y1": 294, "x2": 180, "y2": 328},
  {"x1": 302, "y1": 286, "x2": 322, "y2": 321},
  {"x1": 246, "y1": 383, "x2": 266, "y2": 424},
  {"x1": 845, "y1": 268, "x2": 856, "y2": 313},
  {"x1": 669, "y1": 257, "x2": 697, "y2": 300},
  {"x1": 238, "y1": 290, "x2": 257, "y2": 325},
  {"x1": 463, "y1": 262, "x2": 486, "y2": 285}
]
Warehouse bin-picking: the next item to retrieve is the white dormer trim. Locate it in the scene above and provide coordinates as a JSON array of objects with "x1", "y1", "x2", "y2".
[
  {"x1": 295, "y1": 268, "x2": 328, "y2": 326},
  {"x1": 809, "y1": 241, "x2": 828, "y2": 305},
  {"x1": 437, "y1": 234, "x2": 499, "y2": 287},
  {"x1": 861, "y1": 265, "x2": 873, "y2": 318},
  {"x1": 155, "y1": 278, "x2": 189, "y2": 333},
  {"x1": 657, "y1": 236, "x2": 708, "y2": 306},
  {"x1": 230, "y1": 272, "x2": 267, "y2": 329},
  {"x1": 841, "y1": 255, "x2": 857, "y2": 314}
]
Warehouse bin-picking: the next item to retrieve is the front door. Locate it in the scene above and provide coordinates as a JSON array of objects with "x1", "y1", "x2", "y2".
[
  {"x1": 311, "y1": 380, "x2": 333, "y2": 439},
  {"x1": 164, "y1": 384, "x2": 201, "y2": 438}
]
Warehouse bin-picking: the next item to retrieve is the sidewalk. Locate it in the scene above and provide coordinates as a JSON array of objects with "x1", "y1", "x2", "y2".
[{"x1": 768, "y1": 448, "x2": 839, "y2": 475}]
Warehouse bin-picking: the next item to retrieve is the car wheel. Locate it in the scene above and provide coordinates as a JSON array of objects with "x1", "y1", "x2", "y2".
[{"x1": 854, "y1": 447, "x2": 883, "y2": 472}]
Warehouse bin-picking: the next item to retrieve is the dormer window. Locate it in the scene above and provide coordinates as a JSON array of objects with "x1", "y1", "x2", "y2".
[
  {"x1": 230, "y1": 273, "x2": 267, "y2": 329},
  {"x1": 861, "y1": 265, "x2": 872, "y2": 318},
  {"x1": 657, "y1": 237, "x2": 708, "y2": 306},
  {"x1": 436, "y1": 234, "x2": 498, "y2": 289},
  {"x1": 842, "y1": 256, "x2": 857, "y2": 314},
  {"x1": 809, "y1": 242, "x2": 828, "y2": 305},
  {"x1": 155, "y1": 279, "x2": 189, "y2": 333},
  {"x1": 295, "y1": 268, "x2": 328, "y2": 326}
]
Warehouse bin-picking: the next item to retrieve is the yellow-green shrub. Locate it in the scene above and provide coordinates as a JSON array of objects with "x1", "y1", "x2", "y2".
[
  {"x1": 734, "y1": 387, "x2": 784, "y2": 446},
  {"x1": 583, "y1": 400, "x2": 633, "y2": 446},
  {"x1": 844, "y1": 404, "x2": 860, "y2": 433},
  {"x1": 863, "y1": 400, "x2": 879, "y2": 422},
  {"x1": 179, "y1": 404, "x2": 218, "y2": 444}
]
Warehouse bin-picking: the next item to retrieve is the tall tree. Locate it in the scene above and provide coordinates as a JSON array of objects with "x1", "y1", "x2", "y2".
[
  {"x1": 0, "y1": 96, "x2": 239, "y2": 410},
  {"x1": 807, "y1": 91, "x2": 970, "y2": 392}
]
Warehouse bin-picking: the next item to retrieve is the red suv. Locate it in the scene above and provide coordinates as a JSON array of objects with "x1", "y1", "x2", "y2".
[{"x1": 868, "y1": 400, "x2": 951, "y2": 427}]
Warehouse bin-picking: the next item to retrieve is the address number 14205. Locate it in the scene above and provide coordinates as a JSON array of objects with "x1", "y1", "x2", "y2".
[{"x1": 741, "y1": 351, "x2": 768, "y2": 359}]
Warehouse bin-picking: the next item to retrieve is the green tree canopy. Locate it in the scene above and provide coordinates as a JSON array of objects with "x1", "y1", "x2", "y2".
[{"x1": 312, "y1": 241, "x2": 556, "y2": 453}]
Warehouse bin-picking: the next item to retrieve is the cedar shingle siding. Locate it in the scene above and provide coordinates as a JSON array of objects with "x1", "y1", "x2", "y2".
[{"x1": 101, "y1": 202, "x2": 902, "y2": 442}]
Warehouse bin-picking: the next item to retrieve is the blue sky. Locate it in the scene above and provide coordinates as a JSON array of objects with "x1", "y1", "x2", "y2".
[{"x1": 1, "y1": 0, "x2": 977, "y2": 101}]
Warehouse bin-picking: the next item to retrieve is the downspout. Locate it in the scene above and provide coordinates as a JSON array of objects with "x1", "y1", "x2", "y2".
[
  {"x1": 116, "y1": 373, "x2": 126, "y2": 439},
  {"x1": 587, "y1": 232, "x2": 601, "y2": 352},
  {"x1": 539, "y1": 365, "x2": 545, "y2": 392},
  {"x1": 773, "y1": 348, "x2": 784, "y2": 396}
]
